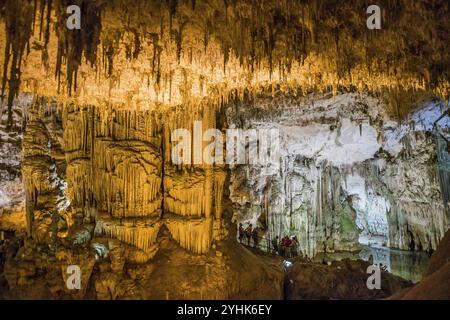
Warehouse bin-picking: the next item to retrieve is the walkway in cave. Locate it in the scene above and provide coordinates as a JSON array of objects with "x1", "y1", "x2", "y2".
[
  {"x1": 238, "y1": 234, "x2": 299, "y2": 259},
  {"x1": 238, "y1": 235, "x2": 294, "y2": 300}
]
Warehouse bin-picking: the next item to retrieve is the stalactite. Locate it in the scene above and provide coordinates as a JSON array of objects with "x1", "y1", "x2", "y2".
[
  {"x1": 66, "y1": 159, "x2": 91, "y2": 208},
  {"x1": 1, "y1": 0, "x2": 448, "y2": 112},
  {"x1": 63, "y1": 107, "x2": 163, "y2": 218},
  {"x1": 1, "y1": 0, "x2": 34, "y2": 129},
  {"x1": 92, "y1": 139, "x2": 162, "y2": 218},
  {"x1": 164, "y1": 169, "x2": 213, "y2": 217},
  {"x1": 165, "y1": 216, "x2": 213, "y2": 254},
  {"x1": 95, "y1": 215, "x2": 161, "y2": 253},
  {"x1": 21, "y1": 98, "x2": 71, "y2": 241},
  {"x1": 214, "y1": 170, "x2": 227, "y2": 219},
  {"x1": 60, "y1": 103, "x2": 227, "y2": 256},
  {"x1": 53, "y1": 0, "x2": 102, "y2": 95}
]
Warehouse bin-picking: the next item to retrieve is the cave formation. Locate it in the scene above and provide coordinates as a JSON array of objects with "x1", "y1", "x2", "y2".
[{"x1": 0, "y1": 0, "x2": 449, "y2": 300}]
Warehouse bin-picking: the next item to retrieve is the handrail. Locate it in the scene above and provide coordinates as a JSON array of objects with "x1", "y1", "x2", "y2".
[{"x1": 237, "y1": 233, "x2": 300, "y2": 259}]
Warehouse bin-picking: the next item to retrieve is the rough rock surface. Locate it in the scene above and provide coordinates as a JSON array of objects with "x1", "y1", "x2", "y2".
[
  {"x1": 0, "y1": 95, "x2": 284, "y2": 299},
  {"x1": 0, "y1": 95, "x2": 31, "y2": 234},
  {"x1": 228, "y1": 92, "x2": 450, "y2": 256}
]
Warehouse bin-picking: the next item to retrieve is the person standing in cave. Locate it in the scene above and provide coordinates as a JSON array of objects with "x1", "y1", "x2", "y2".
[
  {"x1": 272, "y1": 236, "x2": 279, "y2": 254},
  {"x1": 279, "y1": 238, "x2": 285, "y2": 257},
  {"x1": 291, "y1": 236, "x2": 298, "y2": 257},
  {"x1": 245, "y1": 224, "x2": 253, "y2": 246},
  {"x1": 284, "y1": 236, "x2": 292, "y2": 258},
  {"x1": 279, "y1": 236, "x2": 289, "y2": 258},
  {"x1": 238, "y1": 223, "x2": 245, "y2": 243}
]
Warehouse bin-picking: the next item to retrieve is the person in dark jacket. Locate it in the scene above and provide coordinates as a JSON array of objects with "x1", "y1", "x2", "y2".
[
  {"x1": 272, "y1": 236, "x2": 279, "y2": 253},
  {"x1": 238, "y1": 223, "x2": 245, "y2": 243}
]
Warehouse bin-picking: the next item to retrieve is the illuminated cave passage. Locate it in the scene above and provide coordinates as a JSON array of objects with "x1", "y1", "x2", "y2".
[
  {"x1": 228, "y1": 92, "x2": 448, "y2": 282},
  {"x1": 0, "y1": 0, "x2": 449, "y2": 300}
]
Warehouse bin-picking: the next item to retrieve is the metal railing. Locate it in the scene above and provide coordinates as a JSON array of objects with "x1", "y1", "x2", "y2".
[{"x1": 237, "y1": 233, "x2": 300, "y2": 259}]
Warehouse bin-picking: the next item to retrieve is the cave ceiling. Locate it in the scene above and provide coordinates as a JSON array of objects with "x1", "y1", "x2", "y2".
[{"x1": 0, "y1": 0, "x2": 449, "y2": 115}]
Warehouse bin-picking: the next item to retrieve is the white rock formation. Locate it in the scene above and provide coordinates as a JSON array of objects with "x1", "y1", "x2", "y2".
[{"x1": 228, "y1": 93, "x2": 450, "y2": 256}]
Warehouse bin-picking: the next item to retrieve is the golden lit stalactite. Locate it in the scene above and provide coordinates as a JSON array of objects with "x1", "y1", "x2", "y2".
[
  {"x1": 1, "y1": 0, "x2": 33, "y2": 130},
  {"x1": 53, "y1": 0, "x2": 102, "y2": 95},
  {"x1": 165, "y1": 215, "x2": 213, "y2": 254},
  {"x1": 62, "y1": 106, "x2": 165, "y2": 257},
  {"x1": 0, "y1": 0, "x2": 448, "y2": 118},
  {"x1": 159, "y1": 99, "x2": 228, "y2": 253},
  {"x1": 62, "y1": 100, "x2": 227, "y2": 255},
  {"x1": 95, "y1": 214, "x2": 161, "y2": 254}
]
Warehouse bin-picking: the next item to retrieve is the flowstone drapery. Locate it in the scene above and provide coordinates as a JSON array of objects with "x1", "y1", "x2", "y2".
[{"x1": 21, "y1": 99, "x2": 229, "y2": 260}]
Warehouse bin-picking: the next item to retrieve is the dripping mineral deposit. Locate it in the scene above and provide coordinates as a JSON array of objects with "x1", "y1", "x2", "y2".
[{"x1": 0, "y1": 0, "x2": 449, "y2": 302}]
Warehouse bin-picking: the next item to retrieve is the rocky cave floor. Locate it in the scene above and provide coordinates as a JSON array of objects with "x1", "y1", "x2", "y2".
[{"x1": 1, "y1": 228, "x2": 450, "y2": 300}]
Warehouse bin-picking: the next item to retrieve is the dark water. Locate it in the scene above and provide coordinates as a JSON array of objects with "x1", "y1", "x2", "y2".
[{"x1": 314, "y1": 245, "x2": 430, "y2": 283}]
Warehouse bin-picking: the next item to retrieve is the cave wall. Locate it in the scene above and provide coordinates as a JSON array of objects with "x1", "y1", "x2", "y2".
[
  {"x1": 17, "y1": 92, "x2": 450, "y2": 260},
  {"x1": 9, "y1": 96, "x2": 287, "y2": 299},
  {"x1": 20, "y1": 98, "x2": 229, "y2": 263},
  {"x1": 227, "y1": 92, "x2": 450, "y2": 256},
  {"x1": 3, "y1": 90, "x2": 450, "y2": 299}
]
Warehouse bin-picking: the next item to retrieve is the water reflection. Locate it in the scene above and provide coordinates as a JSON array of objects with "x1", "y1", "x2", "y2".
[{"x1": 314, "y1": 245, "x2": 430, "y2": 283}]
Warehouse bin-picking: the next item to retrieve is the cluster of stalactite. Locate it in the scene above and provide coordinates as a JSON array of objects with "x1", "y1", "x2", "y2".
[
  {"x1": 371, "y1": 132, "x2": 450, "y2": 251},
  {"x1": 161, "y1": 103, "x2": 227, "y2": 253},
  {"x1": 53, "y1": 0, "x2": 102, "y2": 95},
  {"x1": 21, "y1": 97, "x2": 70, "y2": 243},
  {"x1": 0, "y1": 0, "x2": 34, "y2": 129},
  {"x1": 336, "y1": 155, "x2": 449, "y2": 253},
  {"x1": 61, "y1": 105, "x2": 164, "y2": 260},
  {"x1": 165, "y1": 215, "x2": 214, "y2": 254},
  {"x1": 55, "y1": 100, "x2": 228, "y2": 257},
  {"x1": 1, "y1": 0, "x2": 449, "y2": 127},
  {"x1": 1, "y1": 0, "x2": 101, "y2": 127},
  {"x1": 261, "y1": 163, "x2": 362, "y2": 257},
  {"x1": 95, "y1": 213, "x2": 161, "y2": 253},
  {"x1": 92, "y1": 139, "x2": 162, "y2": 218},
  {"x1": 238, "y1": 153, "x2": 449, "y2": 257}
]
